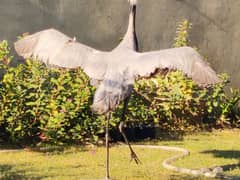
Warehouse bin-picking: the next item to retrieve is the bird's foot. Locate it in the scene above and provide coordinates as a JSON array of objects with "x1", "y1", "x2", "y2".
[
  {"x1": 105, "y1": 177, "x2": 111, "y2": 180},
  {"x1": 130, "y1": 149, "x2": 142, "y2": 165}
]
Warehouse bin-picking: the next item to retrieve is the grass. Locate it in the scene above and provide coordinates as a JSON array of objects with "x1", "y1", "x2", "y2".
[{"x1": 0, "y1": 129, "x2": 240, "y2": 180}]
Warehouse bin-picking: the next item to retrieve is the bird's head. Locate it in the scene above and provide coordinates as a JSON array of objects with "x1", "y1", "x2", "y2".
[{"x1": 128, "y1": 0, "x2": 137, "y2": 6}]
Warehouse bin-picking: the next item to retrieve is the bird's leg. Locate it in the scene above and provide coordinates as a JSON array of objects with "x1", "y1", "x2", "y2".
[
  {"x1": 119, "y1": 98, "x2": 142, "y2": 164},
  {"x1": 105, "y1": 112, "x2": 111, "y2": 180},
  {"x1": 119, "y1": 122, "x2": 142, "y2": 164}
]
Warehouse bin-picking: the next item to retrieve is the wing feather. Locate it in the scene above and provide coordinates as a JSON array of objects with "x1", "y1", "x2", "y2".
[
  {"x1": 132, "y1": 47, "x2": 219, "y2": 86},
  {"x1": 14, "y1": 28, "x2": 107, "y2": 80}
]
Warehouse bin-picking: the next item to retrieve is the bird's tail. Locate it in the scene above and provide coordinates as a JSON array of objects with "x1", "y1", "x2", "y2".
[
  {"x1": 128, "y1": 0, "x2": 137, "y2": 6},
  {"x1": 92, "y1": 70, "x2": 134, "y2": 115}
]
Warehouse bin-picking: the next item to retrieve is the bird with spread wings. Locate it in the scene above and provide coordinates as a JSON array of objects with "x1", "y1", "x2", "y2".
[{"x1": 14, "y1": 0, "x2": 219, "y2": 179}]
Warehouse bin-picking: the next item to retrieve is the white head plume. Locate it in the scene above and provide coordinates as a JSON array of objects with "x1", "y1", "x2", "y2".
[{"x1": 128, "y1": 0, "x2": 137, "y2": 6}]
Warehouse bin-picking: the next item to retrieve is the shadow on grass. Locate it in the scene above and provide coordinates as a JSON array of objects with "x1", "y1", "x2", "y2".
[
  {"x1": 29, "y1": 146, "x2": 65, "y2": 154},
  {"x1": 202, "y1": 150, "x2": 240, "y2": 159},
  {"x1": 0, "y1": 143, "x2": 22, "y2": 150},
  {"x1": 170, "y1": 174, "x2": 214, "y2": 180},
  {"x1": 27, "y1": 145, "x2": 88, "y2": 155},
  {"x1": 201, "y1": 150, "x2": 240, "y2": 179},
  {"x1": 0, "y1": 164, "x2": 47, "y2": 180},
  {"x1": 117, "y1": 127, "x2": 185, "y2": 141}
]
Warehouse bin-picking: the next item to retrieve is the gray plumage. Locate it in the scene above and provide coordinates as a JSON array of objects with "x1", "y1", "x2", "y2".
[
  {"x1": 14, "y1": 0, "x2": 219, "y2": 115},
  {"x1": 14, "y1": 1, "x2": 220, "y2": 179}
]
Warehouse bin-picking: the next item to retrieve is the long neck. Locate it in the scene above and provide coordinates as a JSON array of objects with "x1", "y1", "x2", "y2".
[{"x1": 116, "y1": 4, "x2": 138, "y2": 51}]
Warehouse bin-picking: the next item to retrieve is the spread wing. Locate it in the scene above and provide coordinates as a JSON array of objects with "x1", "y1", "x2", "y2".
[
  {"x1": 14, "y1": 28, "x2": 107, "y2": 80},
  {"x1": 131, "y1": 47, "x2": 220, "y2": 87}
]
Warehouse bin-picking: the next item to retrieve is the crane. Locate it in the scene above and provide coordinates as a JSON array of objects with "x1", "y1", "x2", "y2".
[{"x1": 14, "y1": 0, "x2": 219, "y2": 179}]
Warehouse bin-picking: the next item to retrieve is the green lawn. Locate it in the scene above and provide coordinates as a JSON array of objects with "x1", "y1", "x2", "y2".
[{"x1": 0, "y1": 129, "x2": 240, "y2": 180}]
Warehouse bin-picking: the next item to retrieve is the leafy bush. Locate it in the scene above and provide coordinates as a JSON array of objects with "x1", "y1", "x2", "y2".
[
  {"x1": 0, "y1": 44, "x2": 103, "y2": 144},
  {"x1": 0, "y1": 20, "x2": 239, "y2": 145},
  {"x1": 123, "y1": 20, "x2": 240, "y2": 135},
  {"x1": 173, "y1": 20, "x2": 192, "y2": 48}
]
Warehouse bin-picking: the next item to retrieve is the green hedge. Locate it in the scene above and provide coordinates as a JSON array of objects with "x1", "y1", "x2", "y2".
[
  {"x1": 0, "y1": 43, "x2": 104, "y2": 144},
  {"x1": 0, "y1": 21, "x2": 239, "y2": 145}
]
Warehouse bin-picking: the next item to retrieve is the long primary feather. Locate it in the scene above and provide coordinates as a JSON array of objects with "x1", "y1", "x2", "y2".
[
  {"x1": 14, "y1": 28, "x2": 107, "y2": 81},
  {"x1": 131, "y1": 47, "x2": 220, "y2": 87}
]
